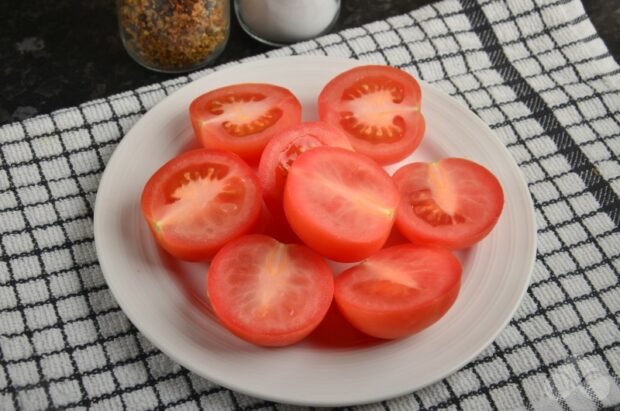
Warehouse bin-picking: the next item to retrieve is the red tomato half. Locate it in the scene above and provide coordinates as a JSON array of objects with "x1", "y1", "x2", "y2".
[
  {"x1": 393, "y1": 158, "x2": 504, "y2": 249},
  {"x1": 319, "y1": 65, "x2": 425, "y2": 164},
  {"x1": 284, "y1": 147, "x2": 400, "y2": 262},
  {"x1": 334, "y1": 244, "x2": 462, "y2": 339},
  {"x1": 208, "y1": 234, "x2": 334, "y2": 347},
  {"x1": 257, "y1": 121, "x2": 353, "y2": 209},
  {"x1": 141, "y1": 149, "x2": 262, "y2": 261},
  {"x1": 190, "y1": 83, "x2": 302, "y2": 164}
]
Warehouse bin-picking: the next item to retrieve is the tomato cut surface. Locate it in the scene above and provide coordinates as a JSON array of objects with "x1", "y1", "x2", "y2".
[
  {"x1": 207, "y1": 234, "x2": 334, "y2": 347},
  {"x1": 257, "y1": 121, "x2": 353, "y2": 209},
  {"x1": 319, "y1": 65, "x2": 425, "y2": 164},
  {"x1": 334, "y1": 244, "x2": 462, "y2": 339},
  {"x1": 393, "y1": 158, "x2": 504, "y2": 249},
  {"x1": 141, "y1": 149, "x2": 262, "y2": 261},
  {"x1": 284, "y1": 147, "x2": 400, "y2": 262},
  {"x1": 190, "y1": 83, "x2": 302, "y2": 163}
]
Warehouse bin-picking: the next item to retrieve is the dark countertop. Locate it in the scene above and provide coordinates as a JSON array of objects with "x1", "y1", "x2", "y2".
[{"x1": 1, "y1": 0, "x2": 617, "y2": 126}]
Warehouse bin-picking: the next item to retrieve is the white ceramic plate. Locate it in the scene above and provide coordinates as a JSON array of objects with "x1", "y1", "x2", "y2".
[{"x1": 94, "y1": 56, "x2": 536, "y2": 407}]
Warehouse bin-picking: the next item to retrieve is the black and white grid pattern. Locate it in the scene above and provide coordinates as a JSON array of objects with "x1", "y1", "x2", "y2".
[{"x1": 1, "y1": 0, "x2": 619, "y2": 409}]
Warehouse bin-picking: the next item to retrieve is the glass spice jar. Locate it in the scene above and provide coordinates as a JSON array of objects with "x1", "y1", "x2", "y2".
[{"x1": 117, "y1": 0, "x2": 230, "y2": 73}]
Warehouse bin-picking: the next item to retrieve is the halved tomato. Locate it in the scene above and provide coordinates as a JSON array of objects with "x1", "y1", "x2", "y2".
[
  {"x1": 318, "y1": 65, "x2": 425, "y2": 164},
  {"x1": 334, "y1": 244, "x2": 462, "y2": 339},
  {"x1": 207, "y1": 234, "x2": 334, "y2": 347},
  {"x1": 257, "y1": 121, "x2": 353, "y2": 209},
  {"x1": 393, "y1": 158, "x2": 504, "y2": 249},
  {"x1": 283, "y1": 147, "x2": 400, "y2": 262},
  {"x1": 190, "y1": 83, "x2": 302, "y2": 164},
  {"x1": 140, "y1": 149, "x2": 262, "y2": 261}
]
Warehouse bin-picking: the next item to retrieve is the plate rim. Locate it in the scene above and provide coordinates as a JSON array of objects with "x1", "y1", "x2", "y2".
[{"x1": 94, "y1": 55, "x2": 537, "y2": 406}]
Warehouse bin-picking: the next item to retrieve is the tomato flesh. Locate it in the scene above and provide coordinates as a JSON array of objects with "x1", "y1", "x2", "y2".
[
  {"x1": 393, "y1": 158, "x2": 504, "y2": 249},
  {"x1": 190, "y1": 83, "x2": 302, "y2": 164},
  {"x1": 319, "y1": 65, "x2": 425, "y2": 164},
  {"x1": 141, "y1": 149, "x2": 262, "y2": 261},
  {"x1": 207, "y1": 92, "x2": 283, "y2": 137},
  {"x1": 334, "y1": 244, "x2": 462, "y2": 339},
  {"x1": 258, "y1": 121, "x2": 353, "y2": 210},
  {"x1": 284, "y1": 147, "x2": 400, "y2": 262},
  {"x1": 208, "y1": 234, "x2": 334, "y2": 347}
]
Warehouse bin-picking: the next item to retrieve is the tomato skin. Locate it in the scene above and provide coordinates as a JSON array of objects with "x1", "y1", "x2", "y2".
[
  {"x1": 334, "y1": 244, "x2": 462, "y2": 339},
  {"x1": 257, "y1": 121, "x2": 353, "y2": 211},
  {"x1": 283, "y1": 147, "x2": 400, "y2": 263},
  {"x1": 307, "y1": 302, "x2": 381, "y2": 348},
  {"x1": 393, "y1": 158, "x2": 504, "y2": 249},
  {"x1": 207, "y1": 235, "x2": 334, "y2": 347},
  {"x1": 256, "y1": 204, "x2": 300, "y2": 244},
  {"x1": 190, "y1": 83, "x2": 302, "y2": 164},
  {"x1": 318, "y1": 65, "x2": 425, "y2": 164},
  {"x1": 141, "y1": 149, "x2": 262, "y2": 261},
  {"x1": 383, "y1": 225, "x2": 410, "y2": 248}
]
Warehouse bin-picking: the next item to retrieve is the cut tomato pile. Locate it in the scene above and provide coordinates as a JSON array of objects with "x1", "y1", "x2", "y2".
[{"x1": 141, "y1": 66, "x2": 504, "y2": 347}]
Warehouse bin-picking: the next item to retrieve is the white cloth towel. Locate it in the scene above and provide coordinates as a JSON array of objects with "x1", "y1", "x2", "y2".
[{"x1": 0, "y1": 0, "x2": 618, "y2": 409}]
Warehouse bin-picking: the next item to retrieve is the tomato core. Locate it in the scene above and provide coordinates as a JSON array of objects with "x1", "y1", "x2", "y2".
[
  {"x1": 274, "y1": 134, "x2": 323, "y2": 190},
  {"x1": 205, "y1": 92, "x2": 283, "y2": 137},
  {"x1": 339, "y1": 76, "x2": 412, "y2": 143},
  {"x1": 154, "y1": 165, "x2": 246, "y2": 236}
]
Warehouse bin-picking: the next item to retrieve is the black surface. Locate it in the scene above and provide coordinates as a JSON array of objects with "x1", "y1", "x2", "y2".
[{"x1": 0, "y1": 0, "x2": 617, "y2": 125}]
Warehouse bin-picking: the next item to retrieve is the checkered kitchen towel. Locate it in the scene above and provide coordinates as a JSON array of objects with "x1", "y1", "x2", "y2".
[{"x1": 1, "y1": 0, "x2": 619, "y2": 409}]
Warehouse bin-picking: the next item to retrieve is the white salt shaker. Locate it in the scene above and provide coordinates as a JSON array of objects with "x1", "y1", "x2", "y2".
[{"x1": 235, "y1": 0, "x2": 341, "y2": 46}]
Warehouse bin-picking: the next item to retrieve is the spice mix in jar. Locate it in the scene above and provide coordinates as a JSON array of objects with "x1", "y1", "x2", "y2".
[{"x1": 118, "y1": 0, "x2": 230, "y2": 73}]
